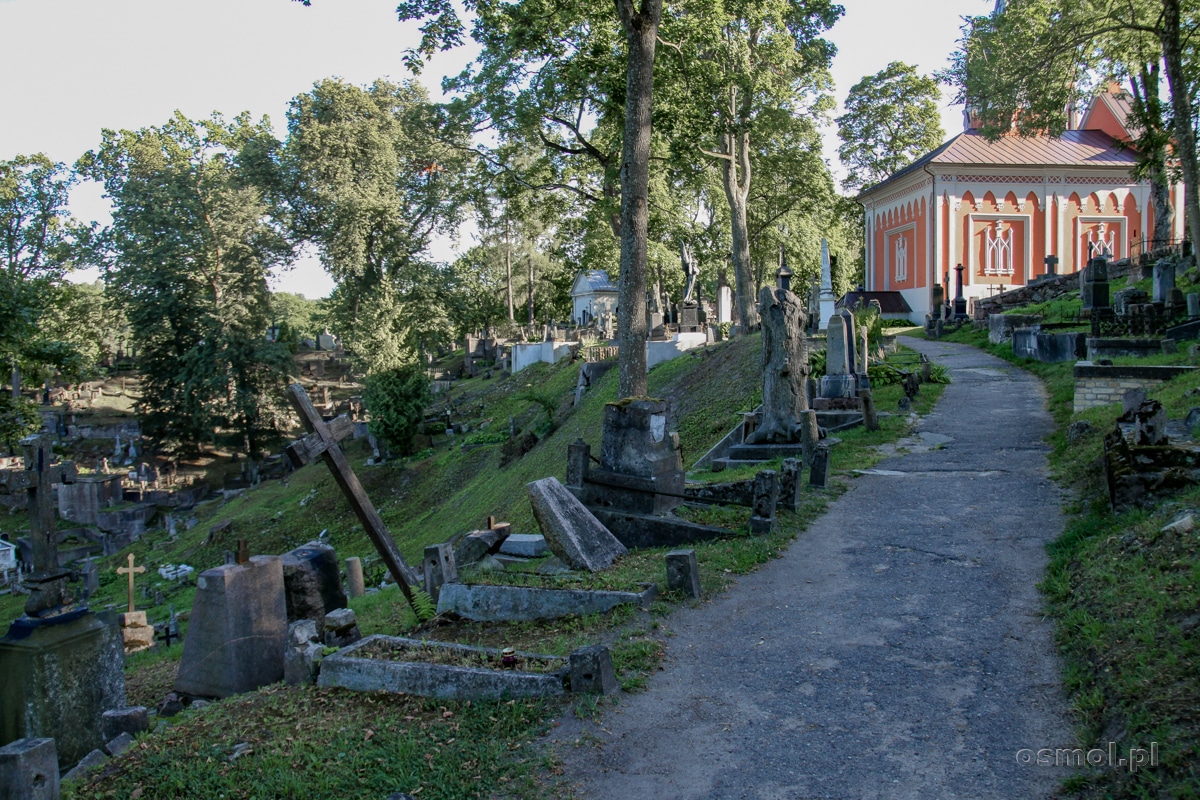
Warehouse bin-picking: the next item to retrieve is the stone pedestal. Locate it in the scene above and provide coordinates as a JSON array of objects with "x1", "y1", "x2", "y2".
[
  {"x1": 0, "y1": 612, "x2": 125, "y2": 769},
  {"x1": 175, "y1": 556, "x2": 287, "y2": 699},
  {"x1": 587, "y1": 399, "x2": 685, "y2": 515},
  {"x1": 118, "y1": 611, "x2": 154, "y2": 654},
  {"x1": 0, "y1": 737, "x2": 58, "y2": 800},
  {"x1": 679, "y1": 303, "x2": 701, "y2": 332}
]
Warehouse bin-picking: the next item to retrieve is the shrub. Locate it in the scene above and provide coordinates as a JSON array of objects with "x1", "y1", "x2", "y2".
[{"x1": 363, "y1": 364, "x2": 432, "y2": 457}]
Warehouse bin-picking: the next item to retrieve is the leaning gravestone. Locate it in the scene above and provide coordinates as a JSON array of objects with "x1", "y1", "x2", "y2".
[
  {"x1": 175, "y1": 556, "x2": 287, "y2": 698},
  {"x1": 745, "y1": 285, "x2": 811, "y2": 444},
  {"x1": 528, "y1": 477, "x2": 627, "y2": 572}
]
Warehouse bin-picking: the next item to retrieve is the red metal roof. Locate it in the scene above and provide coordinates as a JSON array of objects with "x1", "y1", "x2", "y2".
[
  {"x1": 931, "y1": 129, "x2": 1135, "y2": 167},
  {"x1": 859, "y1": 129, "x2": 1138, "y2": 201}
]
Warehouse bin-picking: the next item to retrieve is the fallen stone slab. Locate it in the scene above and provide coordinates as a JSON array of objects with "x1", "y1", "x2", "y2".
[
  {"x1": 527, "y1": 477, "x2": 626, "y2": 571},
  {"x1": 498, "y1": 533, "x2": 548, "y2": 558},
  {"x1": 318, "y1": 635, "x2": 567, "y2": 700},
  {"x1": 436, "y1": 582, "x2": 658, "y2": 622}
]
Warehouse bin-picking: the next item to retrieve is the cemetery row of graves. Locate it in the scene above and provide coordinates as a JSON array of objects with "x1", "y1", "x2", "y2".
[{"x1": 0, "y1": 293, "x2": 955, "y2": 799}]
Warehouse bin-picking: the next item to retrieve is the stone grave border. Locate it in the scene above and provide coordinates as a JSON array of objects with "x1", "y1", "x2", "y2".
[
  {"x1": 435, "y1": 581, "x2": 658, "y2": 622},
  {"x1": 318, "y1": 635, "x2": 567, "y2": 700}
]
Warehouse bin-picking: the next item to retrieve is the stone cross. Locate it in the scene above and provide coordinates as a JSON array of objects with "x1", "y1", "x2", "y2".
[
  {"x1": 116, "y1": 553, "x2": 145, "y2": 613},
  {"x1": 284, "y1": 383, "x2": 421, "y2": 612},
  {"x1": 3, "y1": 437, "x2": 78, "y2": 617}
]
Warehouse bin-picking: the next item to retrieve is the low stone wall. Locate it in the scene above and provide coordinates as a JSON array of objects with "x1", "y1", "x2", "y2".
[{"x1": 1073, "y1": 361, "x2": 1197, "y2": 412}]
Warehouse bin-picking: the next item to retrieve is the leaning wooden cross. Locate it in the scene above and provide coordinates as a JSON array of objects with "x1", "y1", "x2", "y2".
[
  {"x1": 116, "y1": 552, "x2": 145, "y2": 613},
  {"x1": 283, "y1": 384, "x2": 421, "y2": 612}
]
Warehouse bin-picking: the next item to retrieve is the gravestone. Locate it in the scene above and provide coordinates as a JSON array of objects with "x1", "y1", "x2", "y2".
[
  {"x1": 281, "y1": 542, "x2": 347, "y2": 628},
  {"x1": 0, "y1": 611, "x2": 125, "y2": 769},
  {"x1": 744, "y1": 285, "x2": 811, "y2": 444},
  {"x1": 665, "y1": 550, "x2": 702, "y2": 598},
  {"x1": 858, "y1": 325, "x2": 870, "y2": 374},
  {"x1": 116, "y1": 553, "x2": 153, "y2": 653},
  {"x1": 11, "y1": 437, "x2": 78, "y2": 617},
  {"x1": 0, "y1": 737, "x2": 58, "y2": 800},
  {"x1": 569, "y1": 645, "x2": 619, "y2": 695},
  {"x1": 1080, "y1": 257, "x2": 1111, "y2": 311},
  {"x1": 422, "y1": 543, "x2": 457, "y2": 601},
  {"x1": 778, "y1": 458, "x2": 803, "y2": 512},
  {"x1": 820, "y1": 315, "x2": 855, "y2": 399},
  {"x1": 1188, "y1": 293, "x2": 1200, "y2": 318},
  {"x1": 174, "y1": 556, "x2": 287, "y2": 698},
  {"x1": 840, "y1": 309, "x2": 858, "y2": 379},
  {"x1": 748, "y1": 470, "x2": 779, "y2": 534},
  {"x1": 1152, "y1": 259, "x2": 1176, "y2": 303},
  {"x1": 809, "y1": 445, "x2": 831, "y2": 488},
  {"x1": 527, "y1": 477, "x2": 627, "y2": 572}
]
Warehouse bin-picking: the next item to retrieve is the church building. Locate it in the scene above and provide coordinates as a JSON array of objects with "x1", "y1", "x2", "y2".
[{"x1": 857, "y1": 86, "x2": 1185, "y2": 321}]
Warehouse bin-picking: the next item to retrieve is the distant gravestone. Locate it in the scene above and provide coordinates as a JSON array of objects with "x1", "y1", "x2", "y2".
[
  {"x1": 527, "y1": 477, "x2": 627, "y2": 572},
  {"x1": 344, "y1": 557, "x2": 366, "y2": 599},
  {"x1": 175, "y1": 556, "x2": 287, "y2": 698},
  {"x1": 1152, "y1": 259, "x2": 1176, "y2": 303},
  {"x1": 809, "y1": 445, "x2": 831, "y2": 488}
]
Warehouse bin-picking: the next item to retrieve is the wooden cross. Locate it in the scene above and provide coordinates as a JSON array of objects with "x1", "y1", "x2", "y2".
[
  {"x1": 116, "y1": 552, "x2": 146, "y2": 613},
  {"x1": 284, "y1": 383, "x2": 421, "y2": 611},
  {"x1": 5, "y1": 436, "x2": 78, "y2": 576}
]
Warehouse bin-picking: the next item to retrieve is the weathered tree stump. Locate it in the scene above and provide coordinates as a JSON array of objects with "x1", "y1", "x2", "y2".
[{"x1": 745, "y1": 286, "x2": 810, "y2": 444}]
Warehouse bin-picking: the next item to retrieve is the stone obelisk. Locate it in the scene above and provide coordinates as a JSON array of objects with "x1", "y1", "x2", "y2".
[{"x1": 819, "y1": 238, "x2": 837, "y2": 331}]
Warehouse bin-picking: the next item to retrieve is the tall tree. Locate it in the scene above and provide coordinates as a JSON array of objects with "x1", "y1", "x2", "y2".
[
  {"x1": 0, "y1": 154, "x2": 88, "y2": 443},
  {"x1": 663, "y1": 0, "x2": 842, "y2": 329},
  {"x1": 836, "y1": 61, "x2": 945, "y2": 192},
  {"x1": 282, "y1": 78, "x2": 469, "y2": 372},
  {"x1": 942, "y1": 0, "x2": 1200, "y2": 240},
  {"x1": 391, "y1": 0, "x2": 662, "y2": 397},
  {"x1": 78, "y1": 112, "x2": 294, "y2": 455}
]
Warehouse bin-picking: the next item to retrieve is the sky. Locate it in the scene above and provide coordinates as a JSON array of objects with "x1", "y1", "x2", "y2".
[{"x1": 0, "y1": 0, "x2": 992, "y2": 298}]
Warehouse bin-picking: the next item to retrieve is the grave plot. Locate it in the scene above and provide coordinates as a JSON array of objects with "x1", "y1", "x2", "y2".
[{"x1": 318, "y1": 635, "x2": 569, "y2": 700}]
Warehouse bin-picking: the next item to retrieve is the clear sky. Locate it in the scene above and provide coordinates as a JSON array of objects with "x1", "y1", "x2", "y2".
[{"x1": 0, "y1": 0, "x2": 991, "y2": 298}]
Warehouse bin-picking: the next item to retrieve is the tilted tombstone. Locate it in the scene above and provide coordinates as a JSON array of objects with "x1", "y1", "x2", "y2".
[
  {"x1": 527, "y1": 477, "x2": 627, "y2": 572},
  {"x1": 1152, "y1": 259, "x2": 1176, "y2": 303},
  {"x1": 281, "y1": 542, "x2": 348, "y2": 628}
]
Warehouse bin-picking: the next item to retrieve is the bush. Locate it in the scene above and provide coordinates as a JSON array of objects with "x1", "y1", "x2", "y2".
[{"x1": 363, "y1": 364, "x2": 432, "y2": 457}]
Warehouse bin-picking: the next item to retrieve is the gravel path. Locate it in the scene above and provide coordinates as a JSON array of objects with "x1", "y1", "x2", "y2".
[{"x1": 547, "y1": 337, "x2": 1078, "y2": 800}]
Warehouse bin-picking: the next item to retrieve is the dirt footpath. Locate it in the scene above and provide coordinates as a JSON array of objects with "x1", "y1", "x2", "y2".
[{"x1": 546, "y1": 337, "x2": 1078, "y2": 800}]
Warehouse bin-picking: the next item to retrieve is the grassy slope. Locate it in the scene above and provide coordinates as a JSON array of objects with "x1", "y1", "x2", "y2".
[
  {"x1": 43, "y1": 334, "x2": 948, "y2": 800},
  {"x1": 932, "y1": 321, "x2": 1200, "y2": 798}
]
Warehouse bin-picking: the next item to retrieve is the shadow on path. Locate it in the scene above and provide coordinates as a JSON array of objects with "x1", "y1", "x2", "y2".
[{"x1": 547, "y1": 337, "x2": 1078, "y2": 800}]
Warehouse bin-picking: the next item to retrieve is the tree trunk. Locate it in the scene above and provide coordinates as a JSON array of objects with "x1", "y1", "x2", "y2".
[
  {"x1": 615, "y1": 0, "x2": 661, "y2": 399},
  {"x1": 527, "y1": 256, "x2": 534, "y2": 325},
  {"x1": 720, "y1": 127, "x2": 758, "y2": 331},
  {"x1": 505, "y1": 218, "x2": 514, "y2": 320},
  {"x1": 1161, "y1": 0, "x2": 1200, "y2": 242}
]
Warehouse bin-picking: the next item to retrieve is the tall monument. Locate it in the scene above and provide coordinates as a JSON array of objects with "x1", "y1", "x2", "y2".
[{"x1": 819, "y1": 238, "x2": 837, "y2": 331}]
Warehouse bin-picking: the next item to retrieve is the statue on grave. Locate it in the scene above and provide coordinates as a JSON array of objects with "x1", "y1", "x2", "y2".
[
  {"x1": 680, "y1": 241, "x2": 699, "y2": 305},
  {"x1": 745, "y1": 285, "x2": 811, "y2": 444}
]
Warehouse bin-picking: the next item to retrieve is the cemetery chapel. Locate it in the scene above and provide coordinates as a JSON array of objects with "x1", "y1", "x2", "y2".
[{"x1": 857, "y1": 84, "x2": 1186, "y2": 321}]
